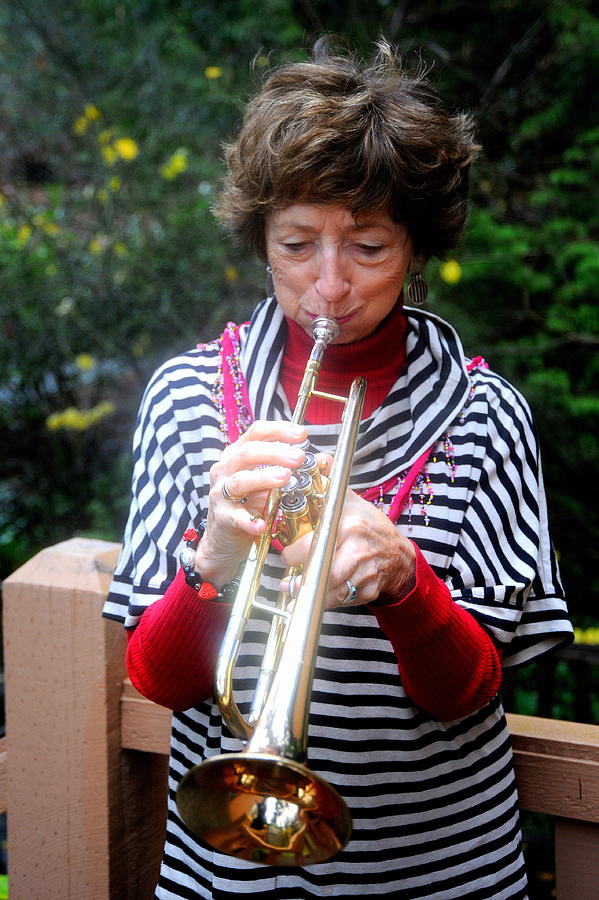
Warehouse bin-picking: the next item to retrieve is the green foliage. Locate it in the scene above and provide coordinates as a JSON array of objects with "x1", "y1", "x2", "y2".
[{"x1": 0, "y1": 0, "x2": 288, "y2": 571}]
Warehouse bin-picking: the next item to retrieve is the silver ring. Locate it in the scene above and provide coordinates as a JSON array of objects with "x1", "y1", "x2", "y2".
[
  {"x1": 289, "y1": 575, "x2": 301, "y2": 600},
  {"x1": 221, "y1": 479, "x2": 248, "y2": 505},
  {"x1": 342, "y1": 580, "x2": 358, "y2": 605}
]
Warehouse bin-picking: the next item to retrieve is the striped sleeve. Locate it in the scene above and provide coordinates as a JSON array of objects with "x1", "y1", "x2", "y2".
[
  {"x1": 447, "y1": 369, "x2": 573, "y2": 666},
  {"x1": 102, "y1": 352, "x2": 213, "y2": 628}
]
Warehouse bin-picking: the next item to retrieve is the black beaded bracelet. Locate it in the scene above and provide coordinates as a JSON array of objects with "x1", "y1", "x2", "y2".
[{"x1": 179, "y1": 523, "x2": 240, "y2": 602}]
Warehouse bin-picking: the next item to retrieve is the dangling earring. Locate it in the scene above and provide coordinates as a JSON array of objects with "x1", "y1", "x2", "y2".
[
  {"x1": 407, "y1": 257, "x2": 428, "y2": 306},
  {"x1": 265, "y1": 265, "x2": 275, "y2": 299}
]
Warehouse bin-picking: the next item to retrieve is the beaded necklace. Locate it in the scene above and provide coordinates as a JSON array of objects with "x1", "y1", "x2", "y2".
[
  {"x1": 204, "y1": 322, "x2": 487, "y2": 529},
  {"x1": 208, "y1": 321, "x2": 253, "y2": 445}
]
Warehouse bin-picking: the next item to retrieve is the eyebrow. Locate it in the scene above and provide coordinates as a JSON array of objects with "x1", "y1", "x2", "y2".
[{"x1": 273, "y1": 220, "x2": 393, "y2": 233}]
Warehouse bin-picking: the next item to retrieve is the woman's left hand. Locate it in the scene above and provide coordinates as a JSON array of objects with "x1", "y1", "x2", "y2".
[{"x1": 280, "y1": 489, "x2": 416, "y2": 609}]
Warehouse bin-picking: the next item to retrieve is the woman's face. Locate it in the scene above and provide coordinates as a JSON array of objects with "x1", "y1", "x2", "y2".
[{"x1": 265, "y1": 203, "x2": 413, "y2": 344}]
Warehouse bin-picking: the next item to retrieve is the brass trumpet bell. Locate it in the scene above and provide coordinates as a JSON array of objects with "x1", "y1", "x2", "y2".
[{"x1": 177, "y1": 752, "x2": 352, "y2": 866}]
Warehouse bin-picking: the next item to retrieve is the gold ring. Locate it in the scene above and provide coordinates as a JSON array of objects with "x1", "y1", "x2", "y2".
[{"x1": 221, "y1": 479, "x2": 248, "y2": 505}]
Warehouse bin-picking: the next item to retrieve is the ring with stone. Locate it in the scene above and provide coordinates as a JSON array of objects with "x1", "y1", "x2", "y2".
[{"x1": 341, "y1": 580, "x2": 358, "y2": 605}]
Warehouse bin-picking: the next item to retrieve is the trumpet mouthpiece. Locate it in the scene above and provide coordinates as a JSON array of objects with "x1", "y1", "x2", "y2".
[{"x1": 311, "y1": 316, "x2": 339, "y2": 345}]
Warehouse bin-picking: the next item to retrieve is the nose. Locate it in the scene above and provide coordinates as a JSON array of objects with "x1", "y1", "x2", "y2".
[{"x1": 314, "y1": 249, "x2": 349, "y2": 304}]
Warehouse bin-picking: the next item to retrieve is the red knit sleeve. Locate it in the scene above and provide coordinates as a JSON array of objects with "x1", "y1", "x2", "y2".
[
  {"x1": 370, "y1": 544, "x2": 503, "y2": 721},
  {"x1": 126, "y1": 566, "x2": 231, "y2": 711}
]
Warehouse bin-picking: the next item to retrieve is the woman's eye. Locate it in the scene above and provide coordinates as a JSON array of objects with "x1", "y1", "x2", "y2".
[
  {"x1": 282, "y1": 242, "x2": 309, "y2": 253},
  {"x1": 356, "y1": 244, "x2": 383, "y2": 255}
]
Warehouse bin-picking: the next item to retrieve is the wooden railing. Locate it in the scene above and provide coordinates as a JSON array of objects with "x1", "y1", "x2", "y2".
[{"x1": 2, "y1": 538, "x2": 599, "y2": 899}]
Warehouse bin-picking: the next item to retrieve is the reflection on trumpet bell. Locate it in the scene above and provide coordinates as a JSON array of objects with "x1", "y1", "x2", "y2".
[{"x1": 176, "y1": 752, "x2": 352, "y2": 867}]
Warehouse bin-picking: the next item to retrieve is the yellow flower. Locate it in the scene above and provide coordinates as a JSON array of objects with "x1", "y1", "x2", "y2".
[
  {"x1": 204, "y1": 66, "x2": 223, "y2": 80},
  {"x1": 439, "y1": 259, "x2": 463, "y2": 285},
  {"x1": 101, "y1": 145, "x2": 117, "y2": 166},
  {"x1": 84, "y1": 104, "x2": 101, "y2": 121},
  {"x1": 73, "y1": 116, "x2": 89, "y2": 136},
  {"x1": 160, "y1": 148, "x2": 188, "y2": 180},
  {"x1": 132, "y1": 334, "x2": 151, "y2": 358},
  {"x1": 45, "y1": 401, "x2": 115, "y2": 432},
  {"x1": 108, "y1": 176, "x2": 122, "y2": 191},
  {"x1": 97, "y1": 189, "x2": 108, "y2": 205},
  {"x1": 113, "y1": 137, "x2": 139, "y2": 161},
  {"x1": 113, "y1": 241, "x2": 128, "y2": 257},
  {"x1": 62, "y1": 407, "x2": 88, "y2": 430},
  {"x1": 98, "y1": 128, "x2": 113, "y2": 145},
  {"x1": 256, "y1": 55, "x2": 269, "y2": 68},
  {"x1": 89, "y1": 234, "x2": 109, "y2": 254},
  {"x1": 75, "y1": 352, "x2": 97, "y2": 372},
  {"x1": 225, "y1": 265, "x2": 239, "y2": 283},
  {"x1": 16, "y1": 224, "x2": 32, "y2": 247},
  {"x1": 33, "y1": 213, "x2": 60, "y2": 234},
  {"x1": 87, "y1": 400, "x2": 116, "y2": 425},
  {"x1": 66, "y1": 408, "x2": 88, "y2": 429},
  {"x1": 573, "y1": 627, "x2": 599, "y2": 645}
]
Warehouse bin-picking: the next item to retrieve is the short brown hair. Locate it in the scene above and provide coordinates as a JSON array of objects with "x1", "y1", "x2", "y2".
[{"x1": 215, "y1": 38, "x2": 479, "y2": 260}]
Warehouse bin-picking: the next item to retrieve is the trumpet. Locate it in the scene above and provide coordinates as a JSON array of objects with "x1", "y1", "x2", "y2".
[{"x1": 176, "y1": 316, "x2": 366, "y2": 867}]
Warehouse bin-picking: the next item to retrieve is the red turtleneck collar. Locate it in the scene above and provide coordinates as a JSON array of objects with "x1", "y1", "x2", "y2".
[{"x1": 280, "y1": 303, "x2": 408, "y2": 424}]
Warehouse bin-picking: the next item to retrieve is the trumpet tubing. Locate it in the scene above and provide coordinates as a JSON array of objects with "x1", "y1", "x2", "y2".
[{"x1": 176, "y1": 316, "x2": 366, "y2": 867}]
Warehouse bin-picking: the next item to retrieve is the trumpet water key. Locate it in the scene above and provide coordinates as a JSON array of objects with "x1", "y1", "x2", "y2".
[{"x1": 176, "y1": 316, "x2": 366, "y2": 867}]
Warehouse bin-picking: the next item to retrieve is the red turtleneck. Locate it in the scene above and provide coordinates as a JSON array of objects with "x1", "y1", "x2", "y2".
[
  {"x1": 126, "y1": 306, "x2": 502, "y2": 720},
  {"x1": 280, "y1": 304, "x2": 407, "y2": 422}
]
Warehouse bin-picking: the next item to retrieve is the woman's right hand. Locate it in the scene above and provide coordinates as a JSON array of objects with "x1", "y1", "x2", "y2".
[{"x1": 193, "y1": 420, "x2": 310, "y2": 588}]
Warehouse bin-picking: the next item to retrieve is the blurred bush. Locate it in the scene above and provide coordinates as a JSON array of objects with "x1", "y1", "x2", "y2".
[{"x1": 0, "y1": 0, "x2": 303, "y2": 566}]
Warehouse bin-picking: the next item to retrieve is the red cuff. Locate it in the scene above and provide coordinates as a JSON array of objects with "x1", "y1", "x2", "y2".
[
  {"x1": 371, "y1": 544, "x2": 502, "y2": 720},
  {"x1": 126, "y1": 566, "x2": 230, "y2": 710}
]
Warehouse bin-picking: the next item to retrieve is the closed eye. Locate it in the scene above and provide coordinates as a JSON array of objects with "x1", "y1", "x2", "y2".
[
  {"x1": 357, "y1": 243, "x2": 383, "y2": 252},
  {"x1": 282, "y1": 242, "x2": 310, "y2": 253}
]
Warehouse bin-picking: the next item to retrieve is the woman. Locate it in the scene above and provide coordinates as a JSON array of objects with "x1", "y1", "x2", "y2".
[{"x1": 103, "y1": 39, "x2": 572, "y2": 899}]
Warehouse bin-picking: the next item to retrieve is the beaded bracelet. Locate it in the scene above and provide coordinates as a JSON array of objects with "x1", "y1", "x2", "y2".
[{"x1": 179, "y1": 523, "x2": 240, "y2": 602}]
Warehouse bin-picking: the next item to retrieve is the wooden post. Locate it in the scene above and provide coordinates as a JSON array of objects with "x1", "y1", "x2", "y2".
[
  {"x1": 2, "y1": 537, "x2": 166, "y2": 900},
  {"x1": 554, "y1": 819, "x2": 599, "y2": 900}
]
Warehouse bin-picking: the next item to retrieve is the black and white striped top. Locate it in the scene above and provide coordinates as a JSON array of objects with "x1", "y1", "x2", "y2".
[{"x1": 104, "y1": 297, "x2": 572, "y2": 899}]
